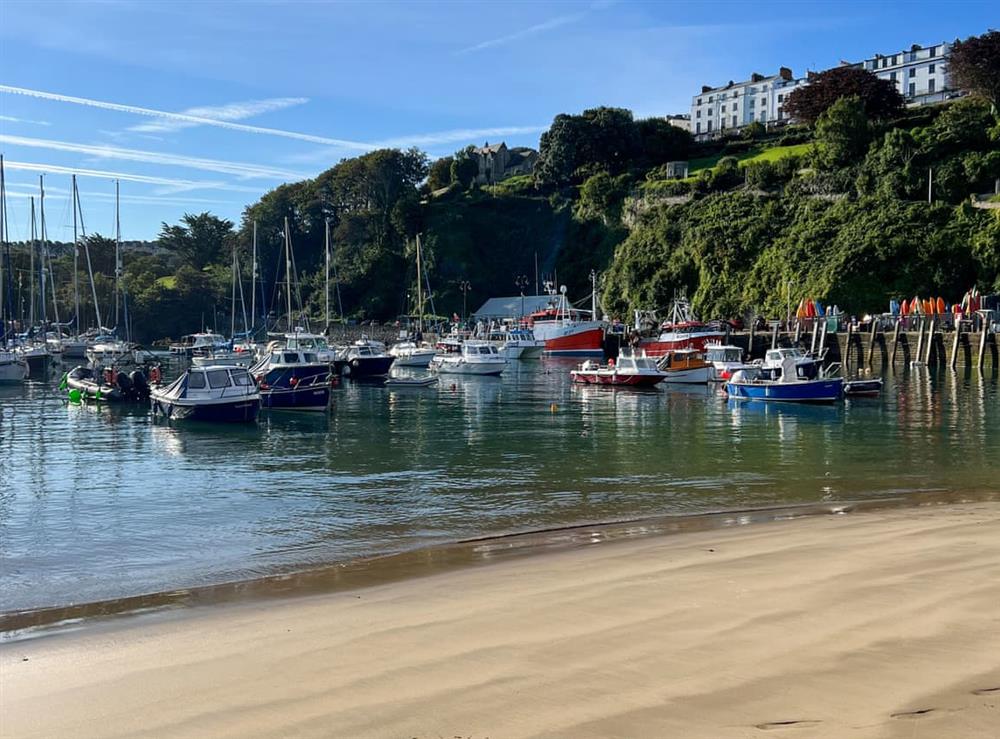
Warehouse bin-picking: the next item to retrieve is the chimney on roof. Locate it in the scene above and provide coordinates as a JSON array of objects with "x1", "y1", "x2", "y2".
[
  {"x1": 750, "y1": 72, "x2": 764, "y2": 82},
  {"x1": 701, "y1": 85, "x2": 712, "y2": 93},
  {"x1": 727, "y1": 80, "x2": 734, "y2": 88},
  {"x1": 911, "y1": 44, "x2": 921, "y2": 51},
  {"x1": 807, "y1": 70, "x2": 820, "y2": 81},
  {"x1": 779, "y1": 67, "x2": 793, "y2": 80}
]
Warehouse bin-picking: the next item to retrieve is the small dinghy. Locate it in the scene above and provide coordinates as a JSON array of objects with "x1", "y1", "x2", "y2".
[
  {"x1": 150, "y1": 365, "x2": 260, "y2": 422},
  {"x1": 844, "y1": 378, "x2": 883, "y2": 397},
  {"x1": 384, "y1": 375, "x2": 438, "y2": 388}
]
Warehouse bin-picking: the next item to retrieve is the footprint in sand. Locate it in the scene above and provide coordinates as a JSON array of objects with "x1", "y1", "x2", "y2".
[
  {"x1": 971, "y1": 687, "x2": 1000, "y2": 696},
  {"x1": 754, "y1": 719, "x2": 822, "y2": 730}
]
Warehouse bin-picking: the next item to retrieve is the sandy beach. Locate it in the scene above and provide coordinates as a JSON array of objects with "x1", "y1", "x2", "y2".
[{"x1": 3, "y1": 501, "x2": 999, "y2": 738}]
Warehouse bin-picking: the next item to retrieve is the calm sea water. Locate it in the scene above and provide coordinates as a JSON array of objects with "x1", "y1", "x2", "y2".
[{"x1": 1, "y1": 359, "x2": 997, "y2": 612}]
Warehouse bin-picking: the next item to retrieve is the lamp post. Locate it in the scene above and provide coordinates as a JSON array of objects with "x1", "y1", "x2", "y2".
[
  {"x1": 459, "y1": 280, "x2": 471, "y2": 325},
  {"x1": 515, "y1": 274, "x2": 528, "y2": 324}
]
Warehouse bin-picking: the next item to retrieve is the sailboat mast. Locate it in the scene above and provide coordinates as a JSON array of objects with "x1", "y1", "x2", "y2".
[
  {"x1": 41, "y1": 176, "x2": 60, "y2": 327},
  {"x1": 250, "y1": 219, "x2": 257, "y2": 335},
  {"x1": 72, "y1": 174, "x2": 80, "y2": 335},
  {"x1": 415, "y1": 233, "x2": 423, "y2": 334},
  {"x1": 114, "y1": 180, "x2": 121, "y2": 330},
  {"x1": 29, "y1": 196, "x2": 35, "y2": 327},
  {"x1": 283, "y1": 216, "x2": 292, "y2": 330},
  {"x1": 39, "y1": 176, "x2": 49, "y2": 325},
  {"x1": 230, "y1": 242, "x2": 237, "y2": 339},
  {"x1": 75, "y1": 179, "x2": 103, "y2": 330},
  {"x1": 0, "y1": 156, "x2": 6, "y2": 346},
  {"x1": 324, "y1": 218, "x2": 330, "y2": 336}
]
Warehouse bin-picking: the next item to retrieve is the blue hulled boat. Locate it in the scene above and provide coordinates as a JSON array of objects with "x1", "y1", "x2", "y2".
[
  {"x1": 150, "y1": 366, "x2": 260, "y2": 422},
  {"x1": 250, "y1": 349, "x2": 331, "y2": 411},
  {"x1": 726, "y1": 352, "x2": 844, "y2": 403}
]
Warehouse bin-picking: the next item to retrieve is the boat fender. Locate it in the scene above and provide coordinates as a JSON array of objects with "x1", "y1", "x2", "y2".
[
  {"x1": 608, "y1": 358, "x2": 615, "y2": 368},
  {"x1": 149, "y1": 366, "x2": 161, "y2": 385},
  {"x1": 289, "y1": 376, "x2": 298, "y2": 387},
  {"x1": 350, "y1": 359, "x2": 360, "y2": 369},
  {"x1": 731, "y1": 370, "x2": 747, "y2": 383}
]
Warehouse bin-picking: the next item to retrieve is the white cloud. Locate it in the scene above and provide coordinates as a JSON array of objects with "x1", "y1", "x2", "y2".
[
  {"x1": 128, "y1": 96, "x2": 308, "y2": 134},
  {"x1": 0, "y1": 114, "x2": 52, "y2": 126},
  {"x1": 2, "y1": 159, "x2": 258, "y2": 194},
  {"x1": 456, "y1": 11, "x2": 586, "y2": 55},
  {"x1": 0, "y1": 84, "x2": 373, "y2": 151},
  {"x1": 0, "y1": 134, "x2": 307, "y2": 181}
]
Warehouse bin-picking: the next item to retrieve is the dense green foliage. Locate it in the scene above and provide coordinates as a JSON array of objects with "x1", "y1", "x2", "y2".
[{"x1": 948, "y1": 31, "x2": 1000, "y2": 112}]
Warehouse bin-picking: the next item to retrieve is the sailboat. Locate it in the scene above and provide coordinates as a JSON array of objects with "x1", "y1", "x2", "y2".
[
  {"x1": 0, "y1": 156, "x2": 28, "y2": 384},
  {"x1": 389, "y1": 233, "x2": 437, "y2": 367},
  {"x1": 249, "y1": 217, "x2": 332, "y2": 411},
  {"x1": 16, "y1": 183, "x2": 53, "y2": 375},
  {"x1": 85, "y1": 181, "x2": 136, "y2": 367}
]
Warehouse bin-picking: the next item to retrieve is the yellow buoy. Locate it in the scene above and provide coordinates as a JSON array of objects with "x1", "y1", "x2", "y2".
[{"x1": 550, "y1": 403, "x2": 558, "y2": 413}]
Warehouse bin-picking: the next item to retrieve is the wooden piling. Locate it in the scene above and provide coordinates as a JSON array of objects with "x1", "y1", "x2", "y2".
[
  {"x1": 818, "y1": 319, "x2": 828, "y2": 360},
  {"x1": 889, "y1": 319, "x2": 901, "y2": 366},
  {"x1": 950, "y1": 322, "x2": 961, "y2": 369},
  {"x1": 914, "y1": 319, "x2": 925, "y2": 363},
  {"x1": 810, "y1": 320, "x2": 818, "y2": 355},
  {"x1": 793, "y1": 321, "x2": 801, "y2": 344},
  {"x1": 924, "y1": 318, "x2": 936, "y2": 365},
  {"x1": 979, "y1": 323, "x2": 989, "y2": 369},
  {"x1": 771, "y1": 321, "x2": 778, "y2": 349},
  {"x1": 866, "y1": 319, "x2": 878, "y2": 368}
]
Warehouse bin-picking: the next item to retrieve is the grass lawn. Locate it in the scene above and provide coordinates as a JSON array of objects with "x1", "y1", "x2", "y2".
[{"x1": 689, "y1": 142, "x2": 812, "y2": 174}]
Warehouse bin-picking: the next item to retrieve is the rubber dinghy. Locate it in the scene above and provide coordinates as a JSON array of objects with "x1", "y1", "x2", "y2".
[{"x1": 63, "y1": 366, "x2": 151, "y2": 402}]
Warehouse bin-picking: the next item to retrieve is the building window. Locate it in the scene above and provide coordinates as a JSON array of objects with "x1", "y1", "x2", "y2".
[
  {"x1": 909, "y1": 68, "x2": 916, "y2": 78},
  {"x1": 749, "y1": 98, "x2": 755, "y2": 107},
  {"x1": 777, "y1": 94, "x2": 783, "y2": 102},
  {"x1": 732, "y1": 115, "x2": 737, "y2": 127},
  {"x1": 892, "y1": 54, "x2": 898, "y2": 65},
  {"x1": 760, "y1": 112, "x2": 766, "y2": 122},
  {"x1": 697, "y1": 98, "x2": 702, "y2": 105},
  {"x1": 707, "y1": 120, "x2": 713, "y2": 132},
  {"x1": 721, "y1": 104, "x2": 726, "y2": 112},
  {"x1": 929, "y1": 46, "x2": 937, "y2": 56},
  {"x1": 929, "y1": 63, "x2": 935, "y2": 74},
  {"x1": 708, "y1": 96, "x2": 713, "y2": 102},
  {"x1": 890, "y1": 71, "x2": 896, "y2": 82},
  {"x1": 696, "y1": 122, "x2": 701, "y2": 134},
  {"x1": 909, "y1": 82, "x2": 916, "y2": 96},
  {"x1": 929, "y1": 78, "x2": 935, "y2": 93},
  {"x1": 760, "y1": 97, "x2": 765, "y2": 107},
  {"x1": 696, "y1": 110, "x2": 701, "y2": 118}
]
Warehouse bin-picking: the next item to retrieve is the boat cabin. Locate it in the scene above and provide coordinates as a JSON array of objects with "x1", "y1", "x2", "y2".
[
  {"x1": 706, "y1": 345, "x2": 743, "y2": 364},
  {"x1": 284, "y1": 333, "x2": 331, "y2": 352},
  {"x1": 463, "y1": 342, "x2": 501, "y2": 357},
  {"x1": 661, "y1": 349, "x2": 709, "y2": 371},
  {"x1": 267, "y1": 350, "x2": 322, "y2": 366}
]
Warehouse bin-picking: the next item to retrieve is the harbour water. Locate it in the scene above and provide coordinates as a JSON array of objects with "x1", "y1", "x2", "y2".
[{"x1": 1, "y1": 359, "x2": 997, "y2": 614}]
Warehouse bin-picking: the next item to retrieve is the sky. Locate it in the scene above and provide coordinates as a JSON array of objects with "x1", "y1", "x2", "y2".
[{"x1": 0, "y1": 0, "x2": 993, "y2": 241}]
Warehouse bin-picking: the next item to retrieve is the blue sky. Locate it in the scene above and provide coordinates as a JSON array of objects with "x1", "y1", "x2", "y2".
[{"x1": 0, "y1": 0, "x2": 993, "y2": 241}]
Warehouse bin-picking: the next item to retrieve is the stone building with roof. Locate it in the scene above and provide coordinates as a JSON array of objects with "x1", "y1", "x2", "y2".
[{"x1": 473, "y1": 142, "x2": 539, "y2": 185}]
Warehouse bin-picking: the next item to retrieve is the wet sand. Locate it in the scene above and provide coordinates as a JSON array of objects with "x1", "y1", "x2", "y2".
[{"x1": 3, "y1": 502, "x2": 999, "y2": 738}]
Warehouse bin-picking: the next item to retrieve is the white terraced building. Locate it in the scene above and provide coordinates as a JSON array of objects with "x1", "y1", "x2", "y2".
[
  {"x1": 691, "y1": 67, "x2": 807, "y2": 140},
  {"x1": 849, "y1": 41, "x2": 959, "y2": 107},
  {"x1": 690, "y1": 40, "x2": 963, "y2": 141}
]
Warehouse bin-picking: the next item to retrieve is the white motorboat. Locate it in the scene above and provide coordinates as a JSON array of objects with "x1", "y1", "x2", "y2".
[
  {"x1": 151, "y1": 365, "x2": 261, "y2": 422},
  {"x1": 488, "y1": 327, "x2": 545, "y2": 359},
  {"x1": 431, "y1": 340, "x2": 507, "y2": 376},
  {"x1": 571, "y1": 349, "x2": 665, "y2": 387},
  {"x1": 0, "y1": 349, "x2": 28, "y2": 384},
  {"x1": 16, "y1": 341, "x2": 51, "y2": 374},
  {"x1": 191, "y1": 350, "x2": 253, "y2": 368},
  {"x1": 168, "y1": 332, "x2": 227, "y2": 357},
  {"x1": 389, "y1": 339, "x2": 437, "y2": 367},
  {"x1": 705, "y1": 343, "x2": 751, "y2": 382},
  {"x1": 86, "y1": 336, "x2": 135, "y2": 367},
  {"x1": 283, "y1": 330, "x2": 338, "y2": 363}
]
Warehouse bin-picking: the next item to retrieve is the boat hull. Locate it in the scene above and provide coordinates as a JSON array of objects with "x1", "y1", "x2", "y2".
[
  {"x1": 640, "y1": 332, "x2": 725, "y2": 357},
  {"x1": 726, "y1": 378, "x2": 844, "y2": 403},
  {"x1": 539, "y1": 326, "x2": 605, "y2": 357},
  {"x1": 390, "y1": 351, "x2": 436, "y2": 368},
  {"x1": 571, "y1": 371, "x2": 665, "y2": 387},
  {"x1": 663, "y1": 366, "x2": 711, "y2": 384},
  {"x1": 0, "y1": 358, "x2": 28, "y2": 384},
  {"x1": 432, "y1": 361, "x2": 506, "y2": 376},
  {"x1": 343, "y1": 356, "x2": 395, "y2": 378},
  {"x1": 151, "y1": 396, "x2": 261, "y2": 423}
]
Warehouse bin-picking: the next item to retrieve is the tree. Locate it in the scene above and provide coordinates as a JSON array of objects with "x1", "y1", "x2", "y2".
[
  {"x1": 450, "y1": 146, "x2": 479, "y2": 189},
  {"x1": 784, "y1": 66, "x2": 904, "y2": 124},
  {"x1": 948, "y1": 31, "x2": 1000, "y2": 112},
  {"x1": 158, "y1": 212, "x2": 234, "y2": 270},
  {"x1": 577, "y1": 171, "x2": 630, "y2": 225},
  {"x1": 535, "y1": 107, "x2": 640, "y2": 185},
  {"x1": 814, "y1": 96, "x2": 872, "y2": 168},
  {"x1": 428, "y1": 156, "x2": 454, "y2": 191},
  {"x1": 636, "y1": 118, "x2": 692, "y2": 167}
]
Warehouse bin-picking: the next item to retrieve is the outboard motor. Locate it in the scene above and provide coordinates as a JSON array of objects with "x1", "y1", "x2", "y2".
[
  {"x1": 129, "y1": 370, "x2": 150, "y2": 399},
  {"x1": 115, "y1": 371, "x2": 134, "y2": 399}
]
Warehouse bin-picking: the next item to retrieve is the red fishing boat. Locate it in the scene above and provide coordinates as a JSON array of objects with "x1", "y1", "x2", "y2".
[
  {"x1": 639, "y1": 298, "x2": 724, "y2": 357},
  {"x1": 528, "y1": 286, "x2": 605, "y2": 357}
]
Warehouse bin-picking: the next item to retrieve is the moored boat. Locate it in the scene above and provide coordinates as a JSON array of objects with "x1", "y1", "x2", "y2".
[
  {"x1": 705, "y1": 343, "x2": 750, "y2": 382},
  {"x1": 339, "y1": 338, "x2": 394, "y2": 378},
  {"x1": 150, "y1": 365, "x2": 260, "y2": 422},
  {"x1": 528, "y1": 286, "x2": 605, "y2": 357},
  {"x1": 570, "y1": 349, "x2": 665, "y2": 387},
  {"x1": 726, "y1": 354, "x2": 844, "y2": 403},
  {"x1": 639, "y1": 298, "x2": 725, "y2": 357},
  {"x1": 0, "y1": 349, "x2": 28, "y2": 384},
  {"x1": 658, "y1": 348, "x2": 712, "y2": 384},
  {"x1": 389, "y1": 338, "x2": 437, "y2": 367},
  {"x1": 250, "y1": 349, "x2": 331, "y2": 411},
  {"x1": 844, "y1": 378, "x2": 884, "y2": 397},
  {"x1": 431, "y1": 340, "x2": 506, "y2": 375},
  {"x1": 63, "y1": 365, "x2": 151, "y2": 402}
]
